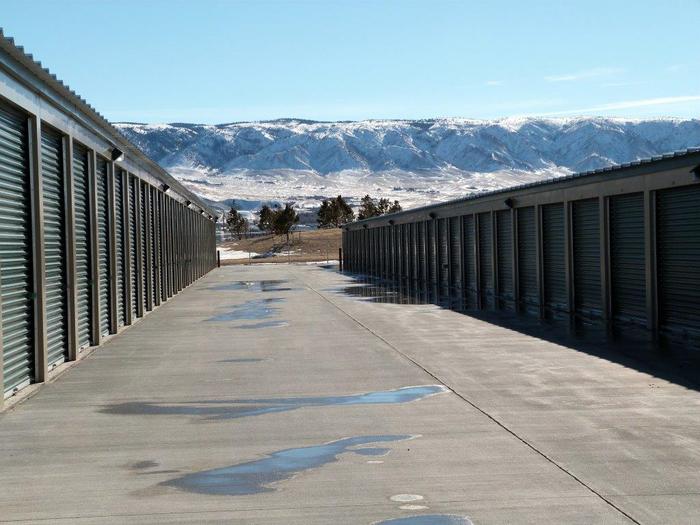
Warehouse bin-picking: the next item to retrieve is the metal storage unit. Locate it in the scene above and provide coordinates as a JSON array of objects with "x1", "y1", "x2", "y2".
[
  {"x1": 73, "y1": 144, "x2": 92, "y2": 349},
  {"x1": 149, "y1": 187, "x2": 157, "y2": 306},
  {"x1": 41, "y1": 127, "x2": 68, "y2": 367},
  {"x1": 609, "y1": 193, "x2": 646, "y2": 326},
  {"x1": 95, "y1": 158, "x2": 111, "y2": 336},
  {"x1": 114, "y1": 169, "x2": 126, "y2": 327},
  {"x1": 572, "y1": 198, "x2": 601, "y2": 320},
  {"x1": 449, "y1": 216, "x2": 461, "y2": 303},
  {"x1": 0, "y1": 34, "x2": 217, "y2": 405},
  {"x1": 517, "y1": 206, "x2": 538, "y2": 315},
  {"x1": 128, "y1": 175, "x2": 139, "y2": 318},
  {"x1": 656, "y1": 185, "x2": 700, "y2": 338},
  {"x1": 0, "y1": 105, "x2": 34, "y2": 394},
  {"x1": 462, "y1": 215, "x2": 476, "y2": 308},
  {"x1": 427, "y1": 221, "x2": 437, "y2": 288},
  {"x1": 496, "y1": 210, "x2": 513, "y2": 310},
  {"x1": 478, "y1": 212, "x2": 494, "y2": 308},
  {"x1": 417, "y1": 222, "x2": 426, "y2": 283},
  {"x1": 438, "y1": 218, "x2": 449, "y2": 299},
  {"x1": 542, "y1": 203, "x2": 567, "y2": 318},
  {"x1": 140, "y1": 181, "x2": 148, "y2": 312}
]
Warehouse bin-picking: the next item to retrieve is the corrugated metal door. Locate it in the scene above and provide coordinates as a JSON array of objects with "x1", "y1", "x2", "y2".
[
  {"x1": 517, "y1": 207, "x2": 538, "y2": 315},
  {"x1": 572, "y1": 198, "x2": 601, "y2": 320},
  {"x1": 542, "y1": 203, "x2": 567, "y2": 318},
  {"x1": 656, "y1": 185, "x2": 700, "y2": 337},
  {"x1": 609, "y1": 193, "x2": 646, "y2": 326},
  {"x1": 463, "y1": 215, "x2": 476, "y2": 308},
  {"x1": 478, "y1": 212, "x2": 494, "y2": 308},
  {"x1": 114, "y1": 169, "x2": 126, "y2": 327},
  {"x1": 496, "y1": 210, "x2": 513, "y2": 310},
  {"x1": 427, "y1": 221, "x2": 437, "y2": 287},
  {"x1": 96, "y1": 158, "x2": 111, "y2": 336},
  {"x1": 0, "y1": 106, "x2": 34, "y2": 394},
  {"x1": 73, "y1": 144, "x2": 92, "y2": 349},
  {"x1": 149, "y1": 187, "x2": 157, "y2": 305},
  {"x1": 41, "y1": 127, "x2": 68, "y2": 367},
  {"x1": 417, "y1": 222, "x2": 426, "y2": 283},
  {"x1": 449, "y1": 216, "x2": 461, "y2": 303},
  {"x1": 140, "y1": 181, "x2": 148, "y2": 312},
  {"x1": 438, "y1": 218, "x2": 449, "y2": 299},
  {"x1": 128, "y1": 175, "x2": 138, "y2": 318}
]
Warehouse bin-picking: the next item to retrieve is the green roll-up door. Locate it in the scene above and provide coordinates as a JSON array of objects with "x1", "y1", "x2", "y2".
[
  {"x1": 609, "y1": 193, "x2": 646, "y2": 326},
  {"x1": 149, "y1": 187, "x2": 157, "y2": 305},
  {"x1": 427, "y1": 221, "x2": 437, "y2": 286},
  {"x1": 41, "y1": 127, "x2": 68, "y2": 367},
  {"x1": 128, "y1": 175, "x2": 138, "y2": 318},
  {"x1": 438, "y1": 218, "x2": 449, "y2": 298},
  {"x1": 572, "y1": 198, "x2": 601, "y2": 320},
  {"x1": 478, "y1": 212, "x2": 494, "y2": 309},
  {"x1": 140, "y1": 181, "x2": 148, "y2": 312},
  {"x1": 73, "y1": 144, "x2": 92, "y2": 349},
  {"x1": 449, "y1": 216, "x2": 462, "y2": 296},
  {"x1": 463, "y1": 215, "x2": 476, "y2": 308},
  {"x1": 96, "y1": 158, "x2": 111, "y2": 336},
  {"x1": 0, "y1": 105, "x2": 34, "y2": 394},
  {"x1": 656, "y1": 185, "x2": 700, "y2": 338},
  {"x1": 542, "y1": 203, "x2": 567, "y2": 318},
  {"x1": 517, "y1": 206, "x2": 538, "y2": 315},
  {"x1": 496, "y1": 210, "x2": 513, "y2": 310},
  {"x1": 114, "y1": 169, "x2": 125, "y2": 327},
  {"x1": 417, "y1": 223, "x2": 426, "y2": 283}
]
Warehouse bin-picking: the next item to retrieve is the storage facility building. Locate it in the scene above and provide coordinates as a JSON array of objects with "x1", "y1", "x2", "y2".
[
  {"x1": 343, "y1": 148, "x2": 700, "y2": 346},
  {"x1": 0, "y1": 31, "x2": 217, "y2": 405}
]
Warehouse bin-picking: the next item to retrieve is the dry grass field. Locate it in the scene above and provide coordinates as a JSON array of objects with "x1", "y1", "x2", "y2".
[{"x1": 218, "y1": 228, "x2": 342, "y2": 265}]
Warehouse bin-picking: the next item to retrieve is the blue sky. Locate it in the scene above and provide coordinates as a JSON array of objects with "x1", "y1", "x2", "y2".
[{"x1": 3, "y1": 0, "x2": 699, "y2": 123}]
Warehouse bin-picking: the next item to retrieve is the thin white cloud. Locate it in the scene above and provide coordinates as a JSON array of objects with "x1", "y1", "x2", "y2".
[
  {"x1": 545, "y1": 67, "x2": 624, "y2": 82},
  {"x1": 541, "y1": 95, "x2": 700, "y2": 116},
  {"x1": 485, "y1": 80, "x2": 504, "y2": 86}
]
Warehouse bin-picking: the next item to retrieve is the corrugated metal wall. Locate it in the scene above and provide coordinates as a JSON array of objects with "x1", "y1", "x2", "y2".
[
  {"x1": 343, "y1": 167, "x2": 700, "y2": 348},
  {"x1": 0, "y1": 97, "x2": 217, "y2": 403}
]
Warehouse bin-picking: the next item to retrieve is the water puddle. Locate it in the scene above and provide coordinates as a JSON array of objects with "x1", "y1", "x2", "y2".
[
  {"x1": 210, "y1": 280, "x2": 296, "y2": 292},
  {"x1": 206, "y1": 298, "x2": 284, "y2": 322},
  {"x1": 102, "y1": 385, "x2": 448, "y2": 420},
  {"x1": 217, "y1": 358, "x2": 265, "y2": 363},
  {"x1": 162, "y1": 435, "x2": 414, "y2": 496},
  {"x1": 236, "y1": 320, "x2": 288, "y2": 330},
  {"x1": 374, "y1": 516, "x2": 473, "y2": 525}
]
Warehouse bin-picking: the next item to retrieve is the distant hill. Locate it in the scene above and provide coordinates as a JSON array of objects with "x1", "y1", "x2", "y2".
[{"x1": 115, "y1": 117, "x2": 700, "y2": 212}]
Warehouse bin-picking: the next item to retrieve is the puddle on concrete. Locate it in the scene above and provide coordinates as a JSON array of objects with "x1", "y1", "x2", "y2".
[
  {"x1": 102, "y1": 385, "x2": 448, "y2": 420},
  {"x1": 206, "y1": 298, "x2": 284, "y2": 322},
  {"x1": 130, "y1": 460, "x2": 159, "y2": 470},
  {"x1": 210, "y1": 280, "x2": 296, "y2": 292},
  {"x1": 355, "y1": 447, "x2": 391, "y2": 456},
  {"x1": 375, "y1": 516, "x2": 473, "y2": 525},
  {"x1": 162, "y1": 435, "x2": 414, "y2": 496},
  {"x1": 236, "y1": 320, "x2": 288, "y2": 330},
  {"x1": 217, "y1": 358, "x2": 265, "y2": 363}
]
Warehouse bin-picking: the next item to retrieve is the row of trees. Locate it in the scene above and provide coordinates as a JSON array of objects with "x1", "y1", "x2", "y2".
[
  {"x1": 224, "y1": 194, "x2": 401, "y2": 237},
  {"x1": 316, "y1": 194, "x2": 401, "y2": 228},
  {"x1": 224, "y1": 201, "x2": 300, "y2": 241}
]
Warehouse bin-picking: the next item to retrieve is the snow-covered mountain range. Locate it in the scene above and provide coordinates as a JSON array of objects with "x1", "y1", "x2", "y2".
[{"x1": 115, "y1": 117, "x2": 700, "y2": 214}]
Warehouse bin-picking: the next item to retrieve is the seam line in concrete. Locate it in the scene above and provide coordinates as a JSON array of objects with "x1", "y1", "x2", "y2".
[{"x1": 303, "y1": 277, "x2": 642, "y2": 525}]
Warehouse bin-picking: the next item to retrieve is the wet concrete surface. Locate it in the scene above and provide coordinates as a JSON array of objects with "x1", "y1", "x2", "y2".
[
  {"x1": 101, "y1": 385, "x2": 448, "y2": 420},
  {"x1": 375, "y1": 516, "x2": 473, "y2": 525},
  {"x1": 210, "y1": 280, "x2": 297, "y2": 293},
  {"x1": 164, "y1": 435, "x2": 414, "y2": 496},
  {"x1": 206, "y1": 297, "x2": 284, "y2": 322},
  {"x1": 2, "y1": 264, "x2": 699, "y2": 523}
]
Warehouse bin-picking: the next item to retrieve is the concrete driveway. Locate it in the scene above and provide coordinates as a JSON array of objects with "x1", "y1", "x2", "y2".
[{"x1": 1, "y1": 265, "x2": 698, "y2": 524}]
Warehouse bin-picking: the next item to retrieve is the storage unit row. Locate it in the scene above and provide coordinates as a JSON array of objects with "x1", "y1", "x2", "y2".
[{"x1": 344, "y1": 150, "x2": 700, "y2": 345}]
